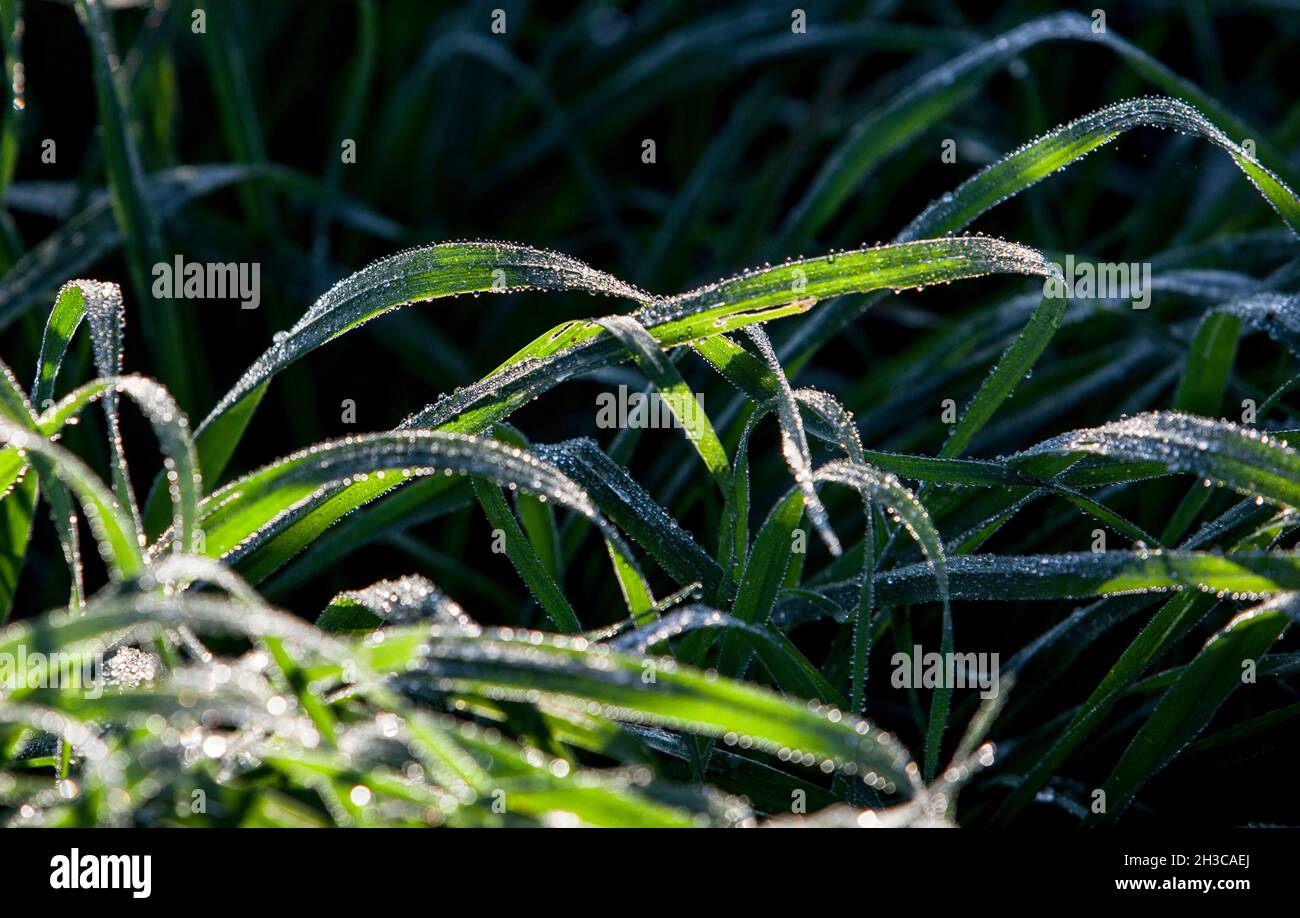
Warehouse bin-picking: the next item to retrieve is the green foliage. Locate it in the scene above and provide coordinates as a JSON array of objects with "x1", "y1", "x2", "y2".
[{"x1": 0, "y1": 0, "x2": 1297, "y2": 827}]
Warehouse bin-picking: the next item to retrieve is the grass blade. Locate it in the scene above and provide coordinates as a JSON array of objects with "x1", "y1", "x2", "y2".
[{"x1": 1085, "y1": 596, "x2": 1295, "y2": 823}]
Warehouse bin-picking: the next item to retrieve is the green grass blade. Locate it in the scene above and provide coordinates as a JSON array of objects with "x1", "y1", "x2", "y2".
[
  {"x1": 941, "y1": 297, "x2": 1066, "y2": 458},
  {"x1": 1017, "y1": 412, "x2": 1300, "y2": 509},
  {"x1": 1085, "y1": 597, "x2": 1295, "y2": 823},
  {"x1": 595, "y1": 315, "x2": 731, "y2": 491},
  {"x1": 873, "y1": 550, "x2": 1300, "y2": 604},
  {"x1": 471, "y1": 477, "x2": 581, "y2": 632},
  {"x1": 194, "y1": 236, "x2": 1052, "y2": 587},
  {"x1": 0, "y1": 418, "x2": 142, "y2": 580},
  {"x1": 902, "y1": 98, "x2": 1300, "y2": 242},
  {"x1": 744, "y1": 326, "x2": 837, "y2": 555},
  {"x1": 367, "y1": 624, "x2": 922, "y2": 796},
  {"x1": 996, "y1": 590, "x2": 1214, "y2": 822},
  {"x1": 73, "y1": 0, "x2": 203, "y2": 407}
]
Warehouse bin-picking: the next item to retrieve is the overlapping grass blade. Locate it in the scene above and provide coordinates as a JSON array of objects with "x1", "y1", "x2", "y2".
[
  {"x1": 367, "y1": 624, "x2": 921, "y2": 795},
  {"x1": 189, "y1": 236, "x2": 1053, "y2": 584},
  {"x1": 471, "y1": 477, "x2": 581, "y2": 632},
  {"x1": 1016, "y1": 412, "x2": 1300, "y2": 508},
  {"x1": 0, "y1": 418, "x2": 141, "y2": 580},
  {"x1": 871, "y1": 550, "x2": 1300, "y2": 604},
  {"x1": 1085, "y1": 596, "x2": 1296, "y2": 823},
  {"x1": 73, "y1": 0, "x2": 202, "y2": 406},
  {"x1": 178, "y1": 429, "x2": 653, "y2": 618},
  {"x1": 783, "y1": 11, "x2": 1297, "y2": 246},
  {"x1": 900, "y1": 97, "x2": 1300, "y2": 242}
]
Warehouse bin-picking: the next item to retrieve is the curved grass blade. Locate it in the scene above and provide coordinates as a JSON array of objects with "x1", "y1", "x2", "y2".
[
  {"x1": 32, "y1": 281, "x2": 89, "y2": 408},
  {"x1": 200, "y1": 236, "x2": 1054, "y2": 586},
  {"x1": 66, "y1": 280, "x2": 139, "y2": 535},
  {"x1": 723, "y1": 384, "x2": 866, "y2": 581},
  {"x1": 794, "y1": 91, "x2": 1300, "y2": 365},
  {"x1": 595, "y1": 315, "x2": 731, "y2": 491},
  {"x1": 370, "y1": 624, "x2": 922, "y2": 796},
  {"x1": 317, "y1": 573, "x2": 472, "y2": 634},
  {"x1": 471, "y1": 477, "x2": 581, "y2": 632},
  {"x1": 784, "y1": 10, "x2": 1297, "y2": 245},
  {"x1": 743, "y1": 326, "x2": 837, "y2": 555},
  {"x1": 814, "y1": 460, "x2": 950, "y2": 778},
  {"x1": 37, "y1": 375, "x2": 199, "y2": 553},
  {"x1": 179, "y1": 430, "x2": 653, "y2": 618},
  {"x1": 181, "y1": 240, "x2": 650, "y2": 506},
  {"x1": 1216, "y1": 292, "x2": 1300, "y2": 356},
  {"x1": 901, "y1": 97, "x2": 1300, "y2": 242},
  {"x1": 0, "y1": 356, "x2": 92, "y2": 611},
  {"x1": 1085, "y1": 596, "x2": 1296, "y2": 823},
  {"x1": 1016, "y1": 412, "x2": 1300, "y2": 509},
  {"x1": 873, "y1": 550, "x2": 1300, "y2": 605},
  {"x1": 0, "y1": 419, "x2": 142, "y2": 580}
]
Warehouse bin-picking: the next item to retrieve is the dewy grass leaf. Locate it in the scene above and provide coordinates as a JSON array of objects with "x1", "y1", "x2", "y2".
[
  {"x1": 536, "y1": 438, "x2": 725, "y2": 599},
  {"x1": 189, "y1": 235, "x2": 1053, "y2": 584},
  {"x1": 900, "y1": 97, "x2": 1300, "y2": 242},
  {"x1": 940, "y1": 296, "x2": 1066, "y2": 459},
  {"x1": 73, "y1": 0, "x2": 203, "y2": 407},
  {"x1": 0, "y1": 355, "x2": 93, "y2": 612},
  {"x1": 795, "y1": 93, "x2": 1300, "y2": 364},
  {"x1": 0, "y1": 418, "x2": 142, "y2": 581},
  {"x1": 744, "y1": 326, "x2": 837, "y2": 556},
  {"x1": 1086, "y1": 596, "x2": 1296, "y2": 823},
  {"x1": 784, "y1": 11, "x2": 1298, "y2": 245},
  {"x1": 369, "y1": 624, "x2": 921, "y2": 795},
  {"x1": 813, "y1": 460, "x2": 950, "y2": 774},
  {"x1": 1016, "y1": 412, "x2": 1300, "y2": 509},
  {"x1": 172, "y1": 239, "x2": 651, "y2": 520},
  {"x1": 64, "y1": 280, "x2": 139, "y2": 535},
  {"x1": 179, "y1": 429, "x2": 654, "y2": 618},
  {"x1": 1216, "y1": 292, "x2": 1300, "y2": 355},
  {"x1": 471, "y1": 477, "x2": 581, "y2": 632},
  {"x1": 870, "y1": 550, "x2": 1300, "y2": 604},
  {"x1": 595, "y1": 314, "x2": 731, "y2": 492},
  {"x1": 36, "y1": 375, "x2": 200, "y2": 553},
  {"x1": 193, "y1": 235, "x2": 1050, "y2": 498}
]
